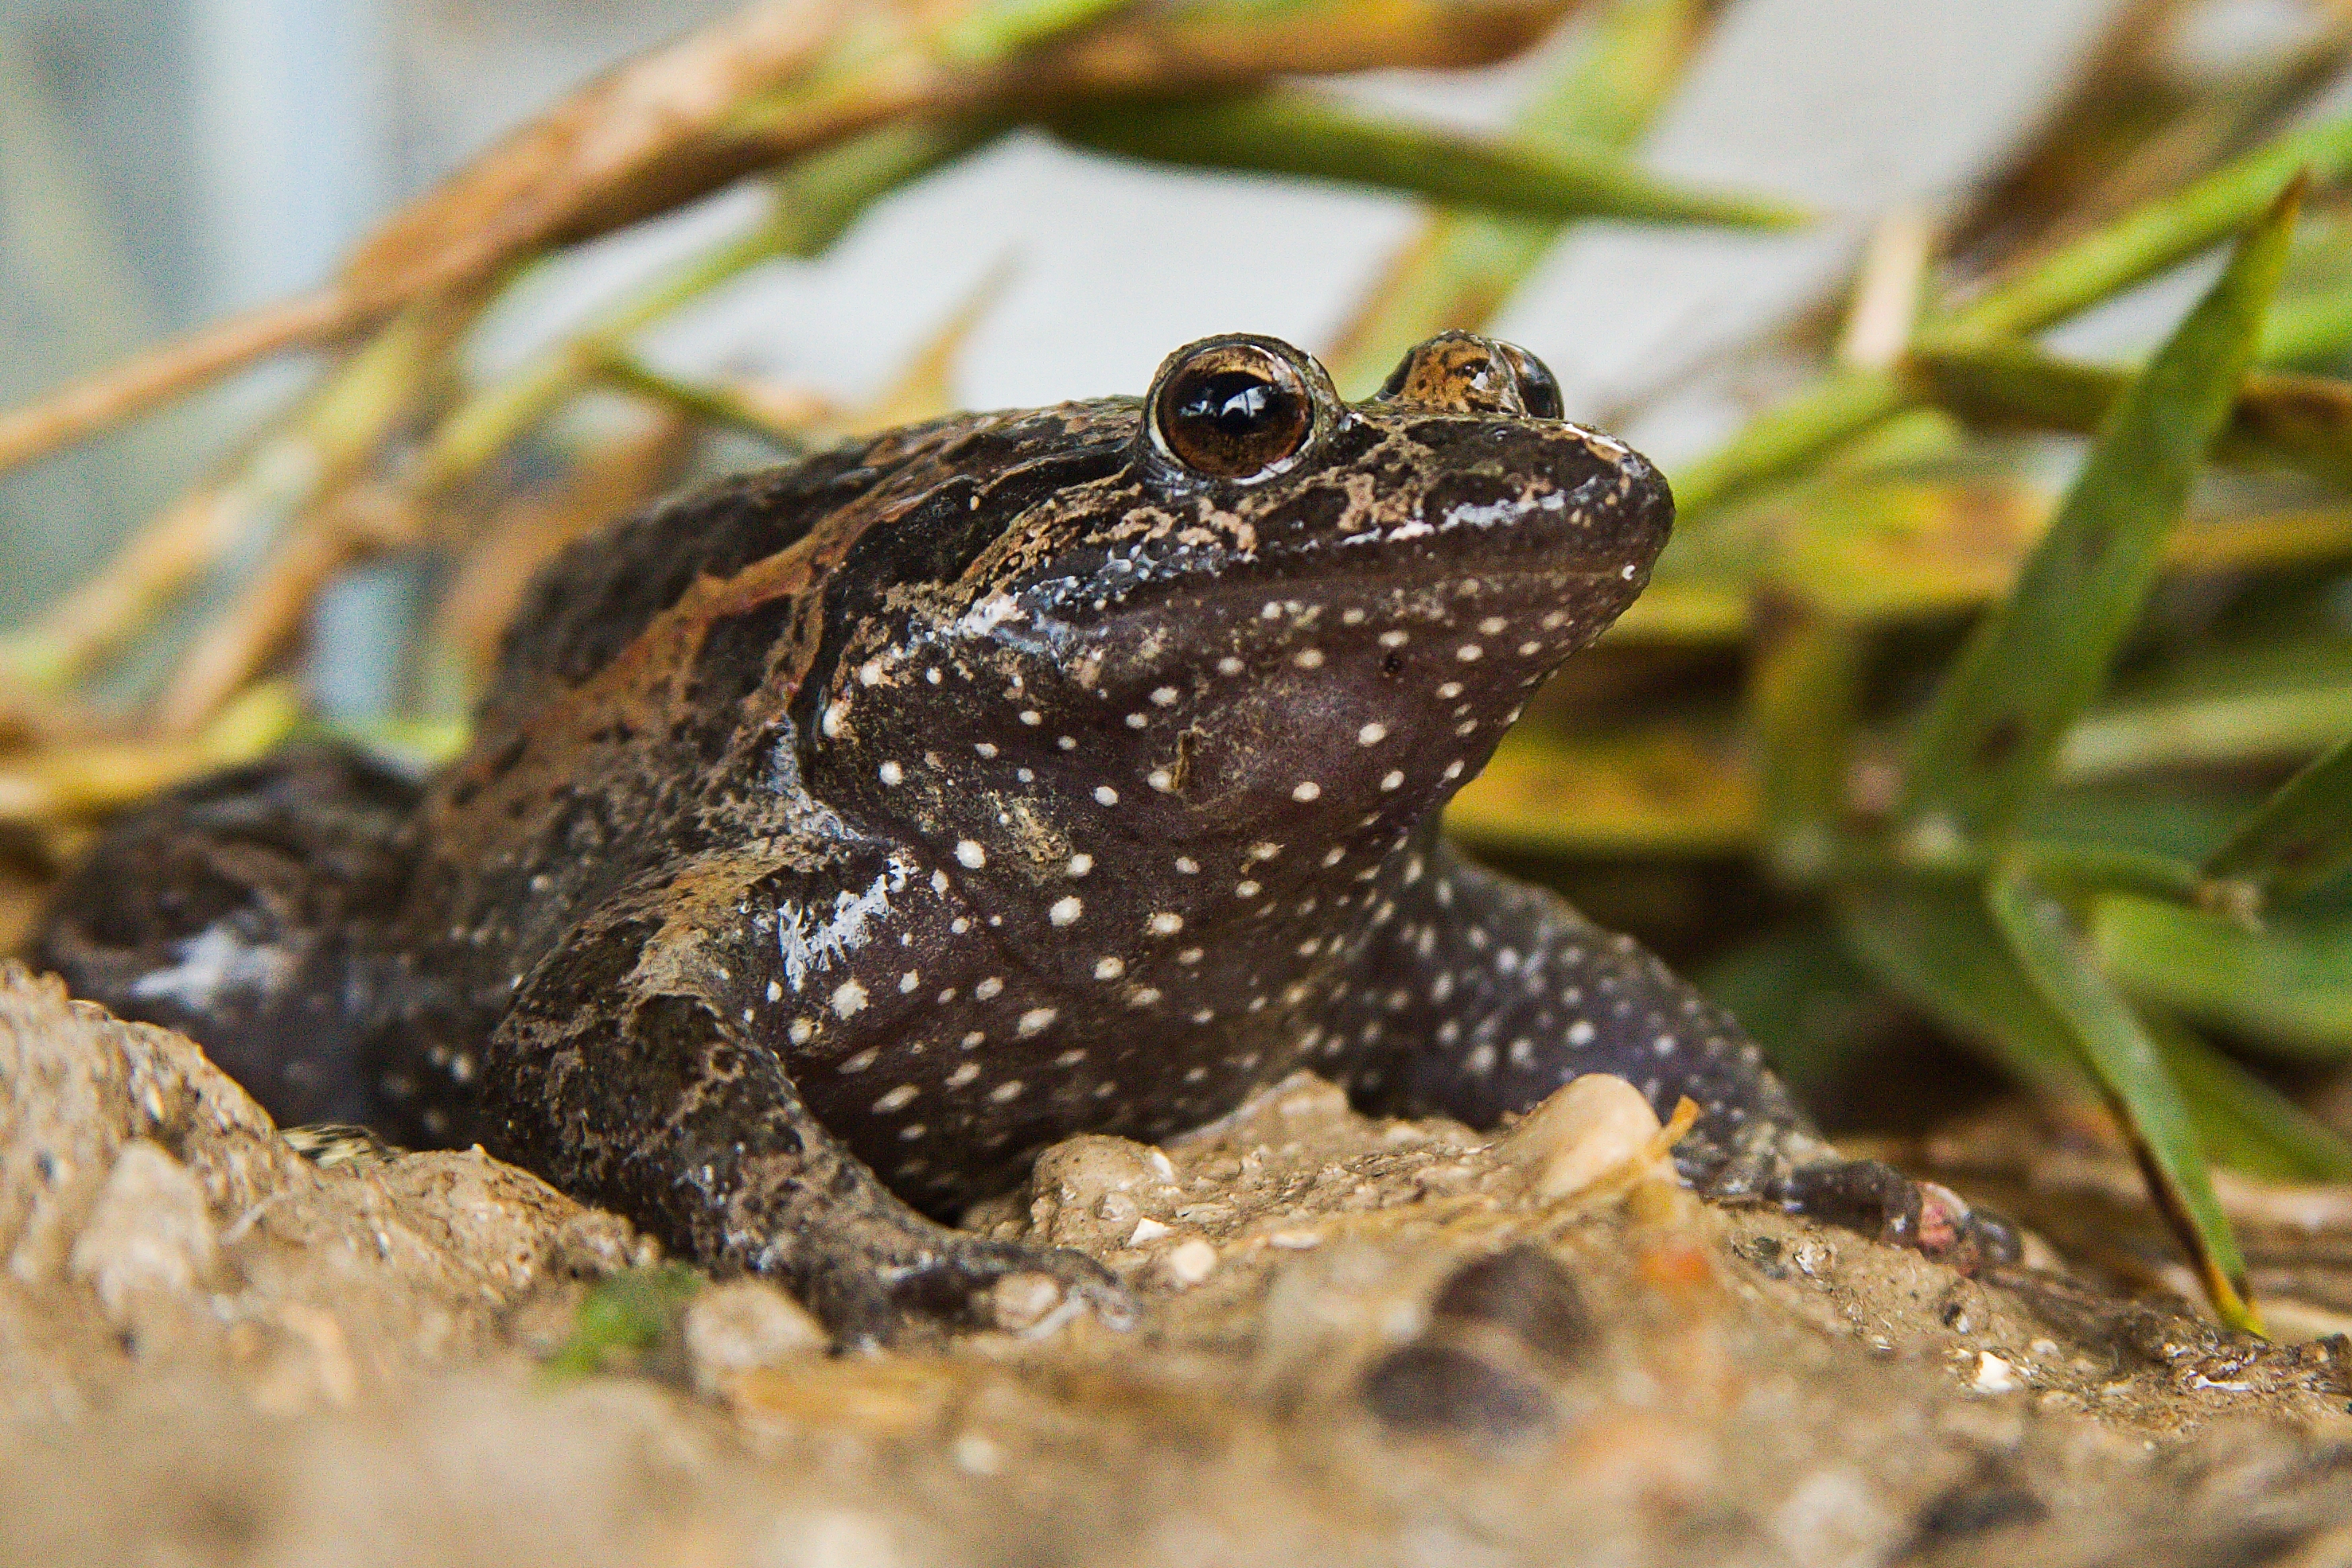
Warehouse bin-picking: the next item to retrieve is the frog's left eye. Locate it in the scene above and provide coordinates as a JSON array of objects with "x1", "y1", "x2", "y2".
[
  {"x1": 1150, "y1": 341, "x2": 1316, "y2": 481},
  {"x1": 1495, "y1": 341, "x2": 1564, "y2": 420}
]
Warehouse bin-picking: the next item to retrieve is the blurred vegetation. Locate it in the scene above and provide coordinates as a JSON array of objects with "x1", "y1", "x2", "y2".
[{"x1": 2, "y1": 0, "x2": 2351, "y2": 1329}]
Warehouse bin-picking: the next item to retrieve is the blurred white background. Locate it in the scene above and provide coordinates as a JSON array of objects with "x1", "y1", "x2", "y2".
[{"x1": 6, "y1": 0, "x2": 2324, "y2": 638}]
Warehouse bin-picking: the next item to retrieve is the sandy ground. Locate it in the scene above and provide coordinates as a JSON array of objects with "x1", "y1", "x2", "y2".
[{"x1": 10, "y1": 959, "x2": 2352, "y2": 1568}]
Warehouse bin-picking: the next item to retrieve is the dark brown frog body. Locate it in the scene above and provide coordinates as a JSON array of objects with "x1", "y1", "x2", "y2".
[{"x1": 37, "y1": 333, "x2": 2008, "y2": 1340}]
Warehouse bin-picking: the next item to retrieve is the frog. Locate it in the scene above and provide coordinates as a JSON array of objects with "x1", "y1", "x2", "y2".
[{"x1": 33, "y1": 331, "x2": 2012, "y2": 1342}]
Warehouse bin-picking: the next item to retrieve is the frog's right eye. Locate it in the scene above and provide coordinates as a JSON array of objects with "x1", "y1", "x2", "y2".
[{"x1": 1149, "y1": 341, "x2": 1315, "y2": 481}]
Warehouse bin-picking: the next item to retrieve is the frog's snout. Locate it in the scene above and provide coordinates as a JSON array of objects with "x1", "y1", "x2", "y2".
[{"x1": 1373, "y1": 332, "x2": 1563, "y2": 420}]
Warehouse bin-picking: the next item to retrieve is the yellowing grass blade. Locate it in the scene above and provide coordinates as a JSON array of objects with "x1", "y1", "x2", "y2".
[{"x1": 1897, "y1": 181, "x2": 2302, "y2": 854}]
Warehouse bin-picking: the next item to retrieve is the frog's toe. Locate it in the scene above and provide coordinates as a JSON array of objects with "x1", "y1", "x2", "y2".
[
  {"x1": 914, "y1": 1235, "x2": 1135, "y2": 1335},
  {"x1": 1778, "y1": 1158, "x2": 2021, "y2": 1275},
  {"x1": 811, "y1": 1235, "x2": 1134, "y2": 1348}
]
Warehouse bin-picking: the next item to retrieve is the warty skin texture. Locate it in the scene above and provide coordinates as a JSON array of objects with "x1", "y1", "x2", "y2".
[{"x1": 36, "y1": 332, "x2": 2011, "y2": 1340}]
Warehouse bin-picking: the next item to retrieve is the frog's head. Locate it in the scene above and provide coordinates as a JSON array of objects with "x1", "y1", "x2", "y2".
[{"x1": 808, "y1": 333, "x2": 1667, "y2": 939}]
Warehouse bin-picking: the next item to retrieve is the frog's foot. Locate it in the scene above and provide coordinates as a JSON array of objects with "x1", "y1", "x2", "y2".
[
  {"x1": 1771, "y1": 1158, "x2": 2021, "y2": 1275},
  {"x1": 799, "y1": 1228, "x2": 1135, "y2": 1348}
]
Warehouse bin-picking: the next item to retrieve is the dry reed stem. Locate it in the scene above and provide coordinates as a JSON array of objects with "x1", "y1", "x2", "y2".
[
  {"x1": 155, "y1": 524, "x2": 364, "y2": 738},
  {"x1": 0, "y1": 287, "x2": 355, "y2": 477},
  {"x1": 7, "y1": 488, "x2": 243, "y2": 691},
  {"x1": 0, "y1": 0, "x2": 1575, "y2": 482}
]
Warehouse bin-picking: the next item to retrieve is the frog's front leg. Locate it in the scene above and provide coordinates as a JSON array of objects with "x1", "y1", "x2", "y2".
[
  {"x1": 480, "y1": 873, "x2": 1128, "y2": 1344},
  {"x1": 1339, "y1": 834, "x2": 2015, "y2": 1268}
]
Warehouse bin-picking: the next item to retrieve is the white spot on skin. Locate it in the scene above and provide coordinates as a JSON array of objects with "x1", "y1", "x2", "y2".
[
  {"x1": 1151, "y1": 687, "x2": 1179, "y2": 706},
  {"x1": 1478, "y1": 617, "x2": 1507, "y2": 636},
  {"x1": 1094, "y1": 785, "x2": 1120, "y2": 806},
  {"x1": 1148, "y1": 770, "x2": 1174, "y2": 792},
  {"x1": 878, "y1": 761, "x2": 903, "y2": 786},
  {"x1": 840, "y1": 1048, "x2": 879, "y2": 1073},
  {"x1": 1017, "y1": 1008, "x2": 1057, "y2": 1036},
  {"x1": 899, "y1": 971, "x2": 920, "y2": 993},
  {"x1": 1058, "y1": 735, "x2": 1077, "y2": 751},
  {"x1": 1236, "y1": 881, "x2": 1260, "y2": 898},
  {"x1": 1380, "y1": 770, "x2": 1404, "y2": 791},
  {"x1": 1217, "y1": 656, "x2": 1244, "y2": 676},
  {"x1": 1049, "y1": 896, "x2": 1084, "y2": 926},
  {"x1": 1291, "y1": 781, "x2": 1322, "y2": 802},
  {"x1": 956, "y1": 840, "x2": 987, "y2": 869},
  {"x1": 1294, "y1": 648, "x2": 1325, "y2": 669},
  {"x1": 832, "y1": 980, "x2": 868, "y2": 1018},
  {"x1": 1436, "y1": 682, "x2": 1463, "y2": 699},
  {"x1": 874, "y1": 1085, "x2": 918, "y2": 1113},
  {"x1": 991, "y1": 1080, "x2": 1026, "y2": 1103},
  {"x1": 789, "y1": 1019, "x2": 815, "y2": 1045},
  {"x1": 975, "y1": 742, "x2": 998, "y2": 758},
  {"x1": 766, "y1": 980, "x2": 782, "y2": 1002},
  {"x1": 1357, "y1": 723, "x2": 1387, "y2": 745},
  {"x1": 1443, "y1": 760, "x2": 1465, "y2": 779},
  {"x1": 975, "y1": 978, "x2": 1004, "y2": 999},
  {"x1": 1378, "y1": 631, "x2": 1408, "y2": 648},
  {"x1": 948, "y1": 1063, "x2": 980, "y2": 1087},
  {"x1": 1126, "y1": 713, "x2": 1148, "y2": 730},
  {"x1": 1148, "y1": 912, "x2": 1183, "y2": 936},
  {"x1": 1019, "y1": 710, "x2": 1041, "y2": 726},
  {"x1": 1176, "y1": 857, "x2": 1199, "y2": 874},
  {"x1": 1095, "y1": 956, "x2": 1126, "y2": 980},
  {"x1": 1456, "y1": 644, "x2": 1484, "y2": 662},
  {"x1": 1568, "y1": 1020, "x2": 1596, "y2": 1046},
  {"x1": 821, "y1": 702, "x2": 847, "y2": 738},
  {"x1": 1067, "y1": 854, "x2": 1093, "y2": 877}
]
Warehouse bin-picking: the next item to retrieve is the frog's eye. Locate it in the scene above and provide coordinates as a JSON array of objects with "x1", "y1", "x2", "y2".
[
  {"x1": 1150, "y1": 342, "x2": 1315, "y2": 481},
  {"x1": 1494, "y1": 341, "x2": 1564, "y2": 420}
]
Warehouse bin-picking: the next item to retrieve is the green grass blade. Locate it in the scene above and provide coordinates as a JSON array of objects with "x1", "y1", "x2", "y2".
[
  {"x1": 1051, "y1": 87, "x2": 1804, "y2": 233},
  {"x1": 1896, "y1": 184, "x2": 2301, "y2": 853},
  {"x1": 1933, "y1": 119, "x2": 2352, "y2": 347},
  {"x1": 1748, "y1": 595, "x2": 1865, "y2": 886},
  {"x1": 1679, "y1": 115, "x2": 2352, "y2": 523},
  {"x1": 1697, "y1": 921, "x2": 1890, "y2": 1094},
  {"x1": 1832, "y1": 883, "x2": 2097, "y2": 1107},
  {"x1": 1326, "y1": 0, "x2": 1724, "y2": 395},
  {"x1": 2147, "y1": 1015, "x2": 2352, "y2": 1183},
  {"x1": 1833, "y1": 882, "x2": 2344, "y2": 1188},
  {"x1": 2098, "y1": 896, "x2": 2352, "y2": 1057},
  {"x1": 1988, "y1": 870, "x2": 2257, "y2": 1330},
  {"x1": 2203, "y1": 733, "x2": 2352, "y2": 902}
]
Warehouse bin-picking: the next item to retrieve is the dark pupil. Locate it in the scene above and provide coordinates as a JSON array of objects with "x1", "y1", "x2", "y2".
[
  {"x1": 1164, "y1": 366, "x2": 1306, "y2": 474},
  {"x1": 1179, "y1": 372, "x2": 1277, "y2": 434}
]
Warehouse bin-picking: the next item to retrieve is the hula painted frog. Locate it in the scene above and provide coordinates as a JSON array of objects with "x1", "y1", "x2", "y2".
[{"x1": 36, "y1": 333, "x2": 2011, "y2": 1340}]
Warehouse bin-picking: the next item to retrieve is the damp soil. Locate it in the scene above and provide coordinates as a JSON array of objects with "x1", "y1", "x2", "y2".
[{"x1": 8, "y1": 959, "x2": 2352, "y2": 1568}]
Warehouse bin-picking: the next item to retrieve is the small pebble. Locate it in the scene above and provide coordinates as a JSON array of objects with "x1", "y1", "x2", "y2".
[
  {"x1": 1359, "y1": 1343, "x2": 1553, "y2": 1439},
  {"x1": 1498, "y1": 1074, "x2": 1665, "y2": 1199},
  {"x1": 1166, "y1": 1238, "x2": 1218, "y2": 1285},
  {"x1": 67, "y1": 1140, "x2": 219, "y2": 1317},
  {"x1": 1128, "y1": 1217, "x2": 1171, "y2": 1245},
  {"x1": 683, "y1": 1278, "x2": 826, "y2": 1395},
  {"x1": 1972, "y1": 1352, "x2": 2023, "y2": 1394},
  {"x1": 1431, "y1": 1245, "x2": 1596, "y2": 1368}
]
